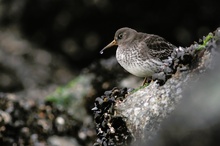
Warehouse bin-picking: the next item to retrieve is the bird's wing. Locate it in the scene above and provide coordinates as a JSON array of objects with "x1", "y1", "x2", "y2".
[{"x1": 143, "y1": 34, "x2": 176, "y2": 60}]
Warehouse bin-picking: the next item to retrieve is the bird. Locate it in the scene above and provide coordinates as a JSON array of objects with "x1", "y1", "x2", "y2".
[{"x1": 100, "y1": 27, "x2": 176, "y2": 85}]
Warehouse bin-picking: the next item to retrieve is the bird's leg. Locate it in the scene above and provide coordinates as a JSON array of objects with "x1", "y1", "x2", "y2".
[
  {"x1": 142, "y1": 77, "x2": 153, "y2": 86},
  {"x1": 142, "y1": 77, "x2": 148, "y2": 86}
]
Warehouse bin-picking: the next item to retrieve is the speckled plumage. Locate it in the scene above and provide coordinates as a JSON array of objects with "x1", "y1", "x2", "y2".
[{"x1": 101, "y1": 27, "x2": 176, "y2": 80}]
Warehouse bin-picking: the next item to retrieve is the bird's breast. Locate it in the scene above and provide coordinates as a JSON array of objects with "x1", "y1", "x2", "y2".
[{"x1": 116, "y1": 46, "x2": 158, "y2": 77}]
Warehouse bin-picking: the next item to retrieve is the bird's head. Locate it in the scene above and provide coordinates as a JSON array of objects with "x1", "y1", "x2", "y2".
[{"x1": 100, "y1": 27, "x2": 137, "y2": 54}]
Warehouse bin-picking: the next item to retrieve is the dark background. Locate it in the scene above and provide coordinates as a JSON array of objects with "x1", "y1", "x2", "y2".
[{"x1": 1, "y1": 0, "x2": 219, "y2": 70}]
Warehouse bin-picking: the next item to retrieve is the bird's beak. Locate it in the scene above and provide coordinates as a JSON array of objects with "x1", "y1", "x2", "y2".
[{"x1": 100, "y1": 40, "x2": 117, "y2": 54}]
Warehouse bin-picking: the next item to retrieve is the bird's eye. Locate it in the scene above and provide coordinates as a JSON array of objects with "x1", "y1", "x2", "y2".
[{"x1": 118, "y1": 33, "x2": 123, "y2": 39}]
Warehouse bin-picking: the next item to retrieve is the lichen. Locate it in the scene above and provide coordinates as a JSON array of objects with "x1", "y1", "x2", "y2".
[{"x1": 197, "y1": 33, "x2": 214, "y2": 50}]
